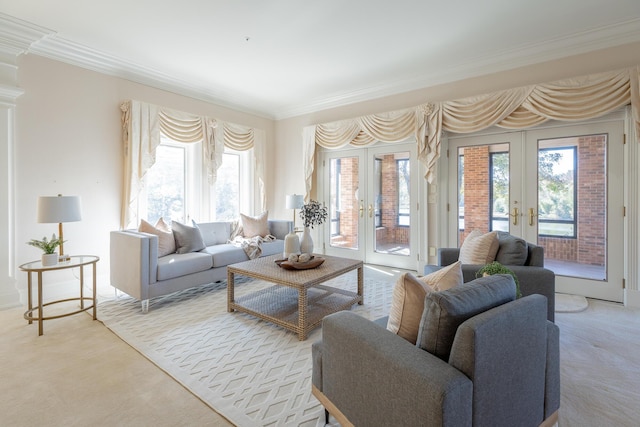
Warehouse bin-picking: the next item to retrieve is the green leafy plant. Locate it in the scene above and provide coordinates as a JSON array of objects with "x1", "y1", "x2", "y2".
[
  {"x1": 26, "y1": 234, "x2": 64, "y2": 254},
  {"x1": 476, "y1": 261, "x2": 522, "y2": 298},
  {"x1": 299, "y1": 200, "x2": 328, "y2": 229}
]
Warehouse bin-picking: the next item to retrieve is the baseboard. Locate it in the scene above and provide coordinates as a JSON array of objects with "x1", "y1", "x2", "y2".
[
  {"x1": 625, "y1": 288, "x2": 640, "y2": 308},
  {"x1": 0, "y1": 276, "x2": 20, "y2": 309}
]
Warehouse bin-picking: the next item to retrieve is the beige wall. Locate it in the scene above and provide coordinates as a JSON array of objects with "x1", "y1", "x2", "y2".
[{"x1": 12, "y1": 55, "x2": 274, "y2": 298}]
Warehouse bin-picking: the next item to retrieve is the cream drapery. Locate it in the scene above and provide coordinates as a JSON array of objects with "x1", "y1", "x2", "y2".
[
  {"x1": 303, "y1": 66, "x2": 640, "y2": 200},
  {"x1": 120, "y1": 100, "x2": 266, "y2": 229}
]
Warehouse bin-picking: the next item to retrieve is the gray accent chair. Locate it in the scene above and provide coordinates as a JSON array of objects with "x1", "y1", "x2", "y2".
[
  {"x1": 312, "y1": 275, "x2": 560, "y2": 427},
  {"x1": 435, "y1": 235, "x2": 556, "y2": 321}
]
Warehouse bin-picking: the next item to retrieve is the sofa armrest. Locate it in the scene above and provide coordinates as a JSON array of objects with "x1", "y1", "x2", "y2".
[
  {"x1": 110, "y1": 230, "x2": 157, "y2": 300},
  {"x1": 268, "y1": 220, "x2": 293, "y2": 240},
  {"x1": 314, "y1": 311, "x2": 472, "y2": 427}
]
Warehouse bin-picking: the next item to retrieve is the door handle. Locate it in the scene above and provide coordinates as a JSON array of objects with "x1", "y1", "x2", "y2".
[
  {"x1": 510, "y1": 207, "x2": 519, "y2": 226},
  {"x1": 368, "y1": 204, "x2": 373, "y2": 218},
  {"x1": 529, "y1": 208, "x2": 537, "y2": 226},
  {"x1": 359, "y1": 201, "x2": 364, "y2": 218}
]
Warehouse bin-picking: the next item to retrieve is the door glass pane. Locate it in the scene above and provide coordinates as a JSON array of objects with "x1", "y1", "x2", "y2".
[
  {"x1": 373, "y1": 152, "x2": 410, "y2": 256},
  {"x1": 537, "y1": 135, "x2": 606, "y2": 281},
  {"x1": 215, "y1": 153, "x2": 240, "y2": 220},
  {"x1": 329, "y1": 157, "x2": 359, "y2": 250},
  {"x1": 457, "y1": 144, "x2": 510, "y2": 244}
]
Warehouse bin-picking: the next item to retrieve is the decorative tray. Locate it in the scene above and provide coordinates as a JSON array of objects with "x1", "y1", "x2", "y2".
[{"x1": 275, "y1": 256, "x2": 325, "y2": 270}]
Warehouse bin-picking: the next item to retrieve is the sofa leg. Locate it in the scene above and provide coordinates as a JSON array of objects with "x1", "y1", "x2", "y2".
[{"x1": 141, "y1": 299, "x2": 149, "y2": 313}]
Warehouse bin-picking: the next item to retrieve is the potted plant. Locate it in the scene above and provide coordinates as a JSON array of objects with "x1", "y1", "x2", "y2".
[
  {"x1": 298, "y1": 200, "x2": 328, "y2": 254},
  {"x1": 27, "y1": 234, "x2": 64, "y2": 266},
  {"x1": 476, "y1": 261, "x2": 522, "y2": 298}
]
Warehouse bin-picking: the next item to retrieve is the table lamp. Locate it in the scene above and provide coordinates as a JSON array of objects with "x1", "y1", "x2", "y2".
[
  {"x1": 283, "y1": 194, "x2": 304, "y2": 257},
  {"x1": 37, "y1": 194, "x2": 82, "y2": 261}
]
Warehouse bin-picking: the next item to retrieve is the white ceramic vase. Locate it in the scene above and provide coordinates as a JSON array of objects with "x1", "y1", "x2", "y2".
[
  {"x1": 283, "y1": 232, "x2": 301, "y2": 258},
  {"x1": 42, "y1": 253, "x2": 58, "y2": 267},
  {"x1": 300, "y1": 227, "x2": 314, "y2": 254}
]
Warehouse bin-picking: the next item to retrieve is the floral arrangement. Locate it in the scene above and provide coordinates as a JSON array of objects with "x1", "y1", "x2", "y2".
[
  {"x1": 476, "y1": 261, "x2": 522, "y2": 298},
  {"x1": 299, "y1": 200, "x2": 328, "y2": 229},
  {"x1": 27, "y1": 234, "x2": 64, "y2": 254}
]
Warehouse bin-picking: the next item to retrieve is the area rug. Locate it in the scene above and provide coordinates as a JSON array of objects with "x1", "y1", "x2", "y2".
[
  {"x1": 98, "y1": 269, "x2": 393, "y2": 427},
  {"x1": 555, "y1": 293, "x2": 589, "y2": 313}
]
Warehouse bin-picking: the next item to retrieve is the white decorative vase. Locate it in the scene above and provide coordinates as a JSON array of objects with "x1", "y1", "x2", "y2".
[
  {"x1": 300, "y1": 227, "x2": 314, "y2": 254},
  {"x1": 283, "y1": 232, "x2": 301, "y2": 258},
  {"x1": 42, "y1": 253, "x2": 58, "y2": 267}
]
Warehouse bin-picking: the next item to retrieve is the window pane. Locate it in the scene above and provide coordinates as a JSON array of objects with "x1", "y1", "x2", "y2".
[
  {"x1": 215, "y1": 153, "x2": 240, "y2": 220},
  {"x1": 397, "y1": 159, "x2": 410, "y2": 226},
  {"x1": 538, "y1": 147, "x2": 576, "y2": 237},
  {"x1": 146, "y1": 144, "x2": 185, "y2": 224}
]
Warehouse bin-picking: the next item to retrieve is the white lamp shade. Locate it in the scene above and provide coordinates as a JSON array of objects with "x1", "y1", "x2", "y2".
[
  {"x1": 286, "y1": 194, "x2": 304, "y2": 210},
  {"x1": 37, "y1": 195, "x2": 82, "y2": 223}
]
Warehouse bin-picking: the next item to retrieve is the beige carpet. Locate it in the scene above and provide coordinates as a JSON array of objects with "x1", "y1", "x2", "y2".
[
  {"x1": 555, "y1": 299, "x2": 640, "y2": 427},
  {"x1": 0, "y1": 301, "x2": 232, "y2": 426}
]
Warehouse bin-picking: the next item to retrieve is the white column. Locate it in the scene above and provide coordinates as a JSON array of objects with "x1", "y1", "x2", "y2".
[{"x1": 0, "y1": 15, "x2": 52, "y2": 308}]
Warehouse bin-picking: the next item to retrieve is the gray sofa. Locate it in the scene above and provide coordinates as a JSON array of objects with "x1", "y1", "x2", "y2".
[
  {"x1": 110, "y1": 220, "x2": 291, "y2": 312},
  {"x1": 435, "y1": 236, "x2": 556, "y2": 321},
  {"x1": 312, "y1": 274, "x2": 560, "y2": 427}
]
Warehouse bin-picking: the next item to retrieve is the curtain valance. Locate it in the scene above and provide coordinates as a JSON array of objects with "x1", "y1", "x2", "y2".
[
  {"x1": 304, "y1": 66, "x2": 640, "y2": 200},
  {"x1": 120, "y1": 100, "x2": 265, "y2": 229}
]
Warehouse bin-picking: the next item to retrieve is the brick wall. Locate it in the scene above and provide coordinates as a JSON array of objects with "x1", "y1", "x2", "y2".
[{"x1": 460, "y1": 146, "x2": 491, "y2": 243}]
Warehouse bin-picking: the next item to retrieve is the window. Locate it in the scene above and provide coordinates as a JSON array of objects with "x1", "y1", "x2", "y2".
[
  {"x1": 397, "y1": 159, "x2": 410, "y2": 226},
  {"x1": 144, "y1": 135, "x2": 253, "y2": 224},
  {"x1": 538, "y1": 146, "x2": 577, "y2": 238},
  {"x1": 145, "y1": 139, "x2": 189, "y2": 224},
  {"x1": 329, "y1": 159, "x2": 342, "y2": 236},
  {"x1": 490, "y1": 151, "x2": 509, "y2": 232},
  {"x1": 214, "y1": 152, "x2": 240, "y2": 221}
]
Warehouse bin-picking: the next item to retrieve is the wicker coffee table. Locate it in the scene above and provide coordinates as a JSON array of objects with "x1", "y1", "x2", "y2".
[{"x1": 227, "y1": 254, "x2": 363, "y2": 340}]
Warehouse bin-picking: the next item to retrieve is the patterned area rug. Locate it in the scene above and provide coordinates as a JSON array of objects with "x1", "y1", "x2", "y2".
[{"x1": 98, "y1": 269, "x2": 394, "y2": 427}]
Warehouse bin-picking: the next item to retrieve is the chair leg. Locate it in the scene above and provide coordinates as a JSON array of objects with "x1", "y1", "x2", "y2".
[
  {"x1": 141, "y1": 299, "x2": 149, "y2": 313},
  {"x1": 325, "y1": 408, "x2": 330, "y2": 425}
]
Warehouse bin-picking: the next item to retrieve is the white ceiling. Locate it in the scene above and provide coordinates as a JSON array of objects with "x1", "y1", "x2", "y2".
[{"x1": 2, "y1": 1, "x2": 640, "y2": 119}]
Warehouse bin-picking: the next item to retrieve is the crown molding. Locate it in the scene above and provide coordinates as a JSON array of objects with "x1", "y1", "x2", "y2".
[{"x1": 0, "y1": 13, "x2": 53, "y2": 56}]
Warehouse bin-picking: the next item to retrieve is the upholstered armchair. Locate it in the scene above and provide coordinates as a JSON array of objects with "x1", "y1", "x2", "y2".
[
  {"x1": 434, "y1": 232, "x2": 555, "y2": 321},
  {"x1": 312, "y1": 275, "x2": 560, "y2": 427}
]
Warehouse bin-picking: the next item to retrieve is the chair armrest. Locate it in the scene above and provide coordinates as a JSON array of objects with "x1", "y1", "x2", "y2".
[
  {"x1": 268, "y1": 220, "x2": 293, "y2": 240},
  {"x1": 438, "y1": 248, "x2": 460, "y2": 266},
  {"x1": 315, "y1": 311, "x2": 472, "y2": 427}
]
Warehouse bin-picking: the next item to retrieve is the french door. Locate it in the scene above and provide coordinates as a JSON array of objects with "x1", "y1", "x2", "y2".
[
  {"x1": 319, "y1": 143, "x2": 419, "y2": 270},
  {"x1": 448, "y1": 118, "x2": 624, "y2": 302}
]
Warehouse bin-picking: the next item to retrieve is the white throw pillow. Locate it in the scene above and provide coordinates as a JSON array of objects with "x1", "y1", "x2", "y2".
[
  {"x1": 386, "y1": 262, "x2": 463, "y2": 344},
  {"x1": 139, "y1": 218, "x2": 176, "y2": 257},
  {"x1": 459, "y1": 230, "x2": 499, "y2": 264},
  {"x1": 241, "y1": 211, "x2": 269, "y2": 238}
]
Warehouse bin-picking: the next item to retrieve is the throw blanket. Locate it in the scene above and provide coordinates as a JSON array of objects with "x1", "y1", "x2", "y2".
[
  {"x1": 229, "y1": 219, "x2": 276, "y2": 259},
  {"x1": 230, "y1": 234, "x2": 276, "y2": 260}
]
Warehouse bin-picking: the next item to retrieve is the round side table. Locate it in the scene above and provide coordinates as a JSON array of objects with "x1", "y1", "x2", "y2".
[{"x1": 19, "y1": 255, "x2": 100, "y2": 336}]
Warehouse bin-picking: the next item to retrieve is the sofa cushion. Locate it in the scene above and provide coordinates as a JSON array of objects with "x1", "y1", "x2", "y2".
[
  {"x1": 459, "y1": 230, "x2": 499, "y2": 264},
  {"x1": 156, "y1": 252, "x2": 213, "y2": 281},
  {"x1": 495, "y1": 232, "x2": 528, "y2": 266},
  {"x1": 139, "y1": 218, "x2": 176, "y2": 257},
  {"x1": 386, "y1": 262, "x2": 462, "y2": 344},
  {"x1": 172, "y1": 221, "x2": 206, "y2": 254},
  {"x1": 260, "y1": 240, "x2": 285, "y2": 257},
  {"x1": 416, "y1": 274, "x2": 516, "y2": 361},
  {"x1": 197, "y1": 222, "x2": 231, "y2": 246},
  {"x1": 241, "y1": 211, "x2": 269, "y2": 238},
  {"x1": 202, "y1": 244, "x2": 250, "y2": 267}
]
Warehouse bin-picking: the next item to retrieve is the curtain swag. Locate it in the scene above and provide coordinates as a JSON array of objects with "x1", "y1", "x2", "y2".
[
  {"x1": 120, "y1": 100, "x2": 265, "y2": 229},
  {"x1": 303, "y1": 66, "x2": 640, "y2": 200}
]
